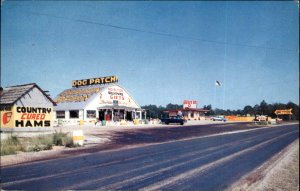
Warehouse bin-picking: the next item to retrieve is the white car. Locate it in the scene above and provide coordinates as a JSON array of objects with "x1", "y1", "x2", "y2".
[{"x1": 211, "y1": 116, "x2": 227, "y2": 122}]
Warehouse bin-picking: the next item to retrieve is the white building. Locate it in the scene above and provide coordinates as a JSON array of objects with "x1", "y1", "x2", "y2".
[
  {"x1": 54, "y1": 76, "x2": 145, "y2": 125},
  {"x1": 164, "y1": 100, "x2": 209, "y2": 121}
]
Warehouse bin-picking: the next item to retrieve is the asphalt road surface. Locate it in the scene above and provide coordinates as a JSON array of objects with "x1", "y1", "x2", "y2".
[{"x1": 1, "y1": 123, "x2": 299, "y2": 191}]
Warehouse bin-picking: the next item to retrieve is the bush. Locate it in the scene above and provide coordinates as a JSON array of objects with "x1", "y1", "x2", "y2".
[
  {"x1": 64, "y1": 136, "x2": 76, "y2": 147},
  {"x1": 1, "y1": 136, "x2": 25, "y2": 156},
  {"x1": 28, "y1": 143, "x2": 53, "y2": 152},
  {"x1": 29, "y1": 145, "x2": 42, "y2": 152},
  {"x1": 1, "y1": 144, "x2": 18, "y2": 155},
  {"x1": 53, "y1": 131, "x2": 70, "y2": 146},
  {"x1": 8, "y1": 135, "x2": 20, "y2": 145},
  {"x1": 52, "y1": 131, "x2": 77, "y2": 147}
]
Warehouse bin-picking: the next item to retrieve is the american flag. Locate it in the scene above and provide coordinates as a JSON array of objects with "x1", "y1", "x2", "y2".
[{"x1": 215, "y1": 80, "x2": 222, "y2": 87}]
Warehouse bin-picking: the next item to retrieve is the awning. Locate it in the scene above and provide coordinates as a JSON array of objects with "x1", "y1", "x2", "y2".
[{"x1": 97, "y1": 105, "x2": 144, "y2": 111}]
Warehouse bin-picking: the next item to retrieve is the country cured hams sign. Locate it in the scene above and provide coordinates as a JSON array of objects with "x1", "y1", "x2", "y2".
[{"x1": 0, "y1": 106, "x2": 53, "y2": 128}]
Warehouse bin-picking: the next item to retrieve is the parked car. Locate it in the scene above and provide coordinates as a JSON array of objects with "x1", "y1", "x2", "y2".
[
  {"x1": 210, "y1": 116, "x2": 227, "y2": 122},
  {"x1": 161, "y1": 116, "x2": 187, "y2": 125}
]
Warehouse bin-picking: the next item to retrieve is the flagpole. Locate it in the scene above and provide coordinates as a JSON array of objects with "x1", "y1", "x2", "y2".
[
  {"x1": 222, "y1": 1, "x2": 228, "y2": 111},
  {"x1": 214, "y1": 81, "x2": 217, "y2": 110}
]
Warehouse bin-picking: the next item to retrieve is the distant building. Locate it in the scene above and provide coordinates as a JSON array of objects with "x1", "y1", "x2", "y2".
[
  {"x1": 0, "y1": 83, "x2": 56, "y2": 130},
  {"x1": 54, "y1": 76, "x2": 146, "y2": 125},
  {"x1": 164, "y1": 100, "x2": 209, "y2": 120}
]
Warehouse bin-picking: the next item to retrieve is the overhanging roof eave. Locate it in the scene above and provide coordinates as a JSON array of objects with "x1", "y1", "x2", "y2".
[{"x1": 97, "y1": 105, "x2": 142, "y2": 111}]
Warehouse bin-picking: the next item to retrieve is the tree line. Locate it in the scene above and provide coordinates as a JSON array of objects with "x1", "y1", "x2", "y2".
[{"x1": 141, "y1": 100, "x2": 299, "y2": 120}]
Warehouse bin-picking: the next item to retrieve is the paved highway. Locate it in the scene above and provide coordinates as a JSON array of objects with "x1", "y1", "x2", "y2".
[{"x1": 1, "y1": 124, "x2": 298, "y2": 191}]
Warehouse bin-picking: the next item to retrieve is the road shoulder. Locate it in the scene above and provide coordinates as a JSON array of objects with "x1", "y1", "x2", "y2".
[{"x1": 228, "y1": 139, "x2": 299, "y2": 191}]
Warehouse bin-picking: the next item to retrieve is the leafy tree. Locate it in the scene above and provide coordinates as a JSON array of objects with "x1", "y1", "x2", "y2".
[
  {"x1": 243, "y1": 105, "x2": 254, "y2": 115},
  {"x1": 253, "y1": 104, "x2": 260, "y2": 115},
  {"x1": 158, "y1": 105, "x2": 168, "y2": 118},
  {"x1": 236, "y1": 109, "x2": 243, "y2": 116},
  {"x1": 273, "y1": 102, "x2": 286, "y2": 110},
  {"x1": 214, "y1": 108, "x2": 227, "y2": 115},
  {"x1": 165, "y1": 103, "x2": 182, "y2": 110},
  {"x1": 286, "y1": 101, "x2": 299, "y2": 120},
  {"x1": 260, "y1": 100, "x2": 268, "y2": 115},
  {"x1": 142, "y1": 101, "x2": 299, "y2": 121},
  {"x1": 203, "y1": 104, "x2": 214, "y2": 116},
  {"x1": 141, "y1": 105, "x2": 161, "y2": 119}
]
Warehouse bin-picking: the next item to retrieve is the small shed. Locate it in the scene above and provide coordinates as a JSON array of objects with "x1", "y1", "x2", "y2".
[{"x1": 0, "y1": 83, "x2": 56, "y2": 130}]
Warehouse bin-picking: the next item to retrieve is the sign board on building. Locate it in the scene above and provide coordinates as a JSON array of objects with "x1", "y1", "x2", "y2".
[
  {"x1": 99, "y1": 86, "x2": 136, "y2": 108},
  {"x1": 1, "y1": 106, "x2": 53, "y2": 128},
  {"x1": 183, "y1": 100, "x2": 198, "y2": 109},
  {"x1": 55, "y1": 87, "x2": 100, "y2": 103},
  {"x1": 72, "y1": 76, "x2": 118, "y2": 87},
  {"x1": 113, "y1": 100, "x2": 119, "y2": 106},
  {"x1": 274, "y1": 109, "x2": 292, "y2": 115}
]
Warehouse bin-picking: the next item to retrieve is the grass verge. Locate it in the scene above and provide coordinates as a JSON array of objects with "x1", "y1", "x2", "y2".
[{"x1": 1, "y1": 131, "x2": 78, "y2": 156}]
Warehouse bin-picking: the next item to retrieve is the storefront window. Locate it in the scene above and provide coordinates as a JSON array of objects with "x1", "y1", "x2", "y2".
[
  {"x1": 136, "y1": 112, "x2": 141, "y2": 119},
  {"x1": 56, "y1": 111, "x2": 65, "y2": 119},
  {"x1": 87, "y1": 110, "x2": 96, "y2": 118},
  {"x1": 70, "y1": 110, "x2": 79, "y2": 118}
]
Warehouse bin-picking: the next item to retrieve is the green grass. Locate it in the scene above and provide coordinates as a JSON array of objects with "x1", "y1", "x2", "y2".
[
  {"x1": 53, "y1": 131, "x2": 71, "y2": 146},
  {"x1": 1, "y1": 131, "x2": 76, "y2": 156},
  {"x1": 1, "y1": 135, "x2": 25, "y2": 156}
]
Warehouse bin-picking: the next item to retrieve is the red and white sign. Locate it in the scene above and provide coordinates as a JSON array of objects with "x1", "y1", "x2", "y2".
[
  {"x1": 183, "y1": 100, "x2": 198, "y2": 109},
  {"x1": 98, "y1": 85, "x2": 137, "y2": 108},
  {"x1": 2, "y1": 112, "x2": 12, "y2": 125}
]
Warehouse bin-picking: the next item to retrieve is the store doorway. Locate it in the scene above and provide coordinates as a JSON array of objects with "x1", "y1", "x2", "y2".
[
  {"x1": 126, "y1": 111, "x2": 132, "y2": 121},
  {"x1": 98, "y1": 110, "x2": 105, "y2": 121}
]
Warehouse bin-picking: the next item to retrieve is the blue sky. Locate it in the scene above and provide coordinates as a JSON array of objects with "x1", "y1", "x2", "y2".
[{"x1": 1, "y1": 1, "x2": 299, "y2": 109}]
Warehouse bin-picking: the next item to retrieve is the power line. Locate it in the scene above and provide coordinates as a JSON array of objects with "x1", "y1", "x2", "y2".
[{"x1": 23, "y1": 10, "x2": 298, "y2": 52}]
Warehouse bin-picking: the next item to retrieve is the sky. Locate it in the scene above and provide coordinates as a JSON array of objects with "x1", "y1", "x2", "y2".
[{"x1": 1, "y1": 1, "x2": 299, "y2": 110}]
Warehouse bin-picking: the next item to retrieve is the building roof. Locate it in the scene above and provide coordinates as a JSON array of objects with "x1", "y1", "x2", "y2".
[
  {"x1": 54, "y1": 83, "x2": 140, "y2": 110},
  {"x1": 0, "y1": 83, "x2": 56, "y2": 106},
  {"x1": 164, "y1": 108, "x2": 210, "y2": 112},
  {"x1": 53, "y1": 101, "x2": 87, "y2": 111},
  {"x1": 54, "y1": 84, "x2": 112, "y2": 111}
]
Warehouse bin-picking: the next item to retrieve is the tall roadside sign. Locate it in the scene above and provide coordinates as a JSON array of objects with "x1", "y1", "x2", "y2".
[{"x1": 274, "y1": 109, "x2": 293, "y2": 115}]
